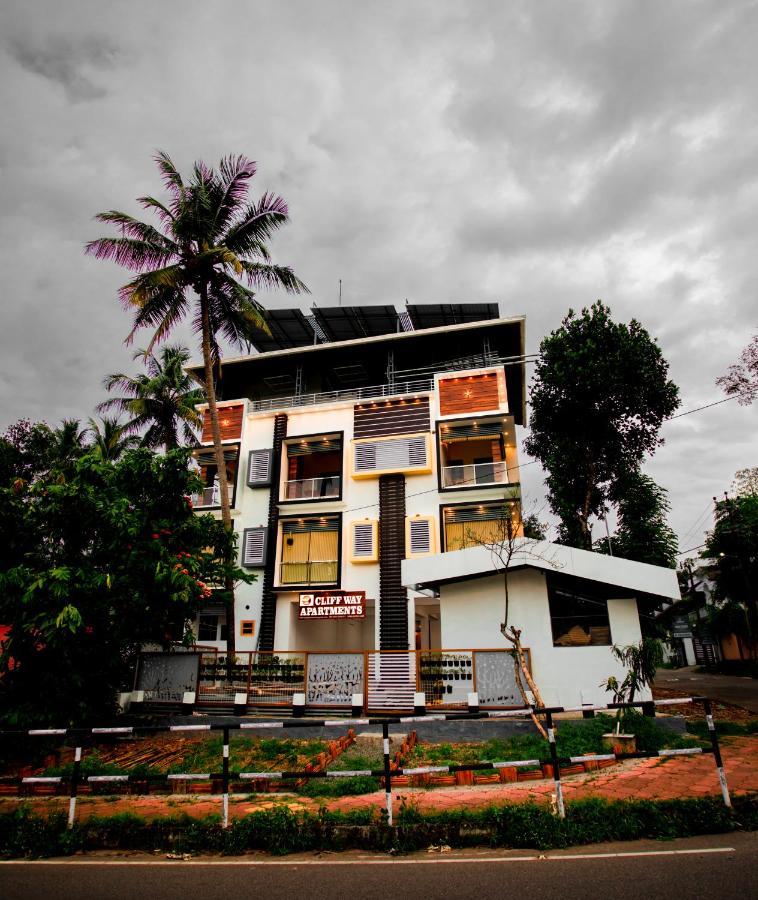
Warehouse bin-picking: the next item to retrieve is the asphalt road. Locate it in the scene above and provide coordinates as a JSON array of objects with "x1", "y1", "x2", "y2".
[
  {"x1": 1, "y1": 833, "x2": 755, "y2": 900},
  {"x1": 654, "y1": 666, "x2": 758, "y2": 713}
]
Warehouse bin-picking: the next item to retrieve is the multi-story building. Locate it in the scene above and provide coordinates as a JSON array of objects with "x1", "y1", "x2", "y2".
[
  {"x1": 187, "y1": 303, "x2": 679, "y2": 711},
  {"x1": 190, "y1": 303, "x2": 525, "y2": 657}
]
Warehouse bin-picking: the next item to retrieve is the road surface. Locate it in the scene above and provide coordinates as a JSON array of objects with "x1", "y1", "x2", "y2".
[
  {"x1": 654, "y1": 666, "x2": 758, "y2": 713},
  {"x1": 1, "y1": 832, "x2": 755, "y2": 899}
]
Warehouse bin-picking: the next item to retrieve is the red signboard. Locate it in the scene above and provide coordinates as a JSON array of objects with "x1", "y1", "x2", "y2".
[{"x1": 298, "y1": 591, "x2": 366, "y2": 619}]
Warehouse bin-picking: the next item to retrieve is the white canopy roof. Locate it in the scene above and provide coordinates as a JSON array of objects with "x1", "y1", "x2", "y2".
[{"x1": 402, "y1": 539, "x2": 681, "y2": 602}]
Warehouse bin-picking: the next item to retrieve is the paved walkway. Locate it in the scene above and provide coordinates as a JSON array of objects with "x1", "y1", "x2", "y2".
[
  {"x1": 654, "y1": 667, "x2": 758, "y2": 714},
  {"x1": 2, "y1": 736, "x2": 754, "y2": 822}
]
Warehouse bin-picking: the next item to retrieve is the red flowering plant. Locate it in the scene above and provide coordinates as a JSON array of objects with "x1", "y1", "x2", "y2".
[{"x1": 0, "y1": 429, "x2": 253, "y2": 727}]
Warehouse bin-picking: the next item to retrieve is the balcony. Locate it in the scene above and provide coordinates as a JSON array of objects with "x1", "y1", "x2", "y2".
[
  {"x1": 283, "y1": 475, "x2": 341, "y2": 501},
  {"x1": 279, "y1": 560, "x2": 339, "y2": 585},
  {"x1": 441, "y1": 461, "x2": 507, "y2": 488},
  {"x1": 191, "y1": 482, "x2": 234, "y2": 509}
]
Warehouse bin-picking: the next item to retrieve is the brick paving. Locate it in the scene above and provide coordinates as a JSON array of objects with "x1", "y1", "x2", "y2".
[{"x1": 1, "y1": 736, "x2": 754, "y2": 822}]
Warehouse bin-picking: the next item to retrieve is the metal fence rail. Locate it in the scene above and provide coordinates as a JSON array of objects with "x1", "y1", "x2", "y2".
[{"x1": 0, "y1": 697, "x2": 731, "y2": 830}]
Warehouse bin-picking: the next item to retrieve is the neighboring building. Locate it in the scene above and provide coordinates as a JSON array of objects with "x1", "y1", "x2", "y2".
[
  {"x1": 403, "y1": 542, "x2": 680, "y2": 707},
  {"x1": 186, "y1": 303, "x2": 679, "y2": 712}
]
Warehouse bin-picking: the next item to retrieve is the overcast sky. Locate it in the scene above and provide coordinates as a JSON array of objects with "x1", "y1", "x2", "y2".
[{"x1": 0, "y1": 0, "x2": 756, "y2": 552}]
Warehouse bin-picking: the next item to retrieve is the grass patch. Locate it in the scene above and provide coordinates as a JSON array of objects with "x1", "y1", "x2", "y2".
[
  {"x1": 405, "y1": 714, "x2": 704, "y2": 769},
  {"x1": 1, "y1": 795, "x2": 755, "y2": 858}
]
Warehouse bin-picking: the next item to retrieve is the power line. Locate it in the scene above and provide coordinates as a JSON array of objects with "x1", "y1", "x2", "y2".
[
  {"x1": 667, "y1": 386, "x2": 758, "y2": 420},
  {"x1": 676, "y1": 543, "x2": 706, "y2": 557}
]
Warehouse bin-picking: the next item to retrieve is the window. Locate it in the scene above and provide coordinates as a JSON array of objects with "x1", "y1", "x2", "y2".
[
  {"x1": 190, "y1": 444, "x2": 239, "y2": 509},
  {"x1": 197, "y1": 614, "x2": 228, "y2": 643},
  {"x1": 278, "y1": 515, "x2": 340, "y2": 586},
  {"x1": 548, "y1": 585, "x2": 612, "y2": 647},
  {"x1": 349, "y1": 520, "x2": 379, "y2": 563},
  {"x1": 406, "y1": 515, "x2": 436, "y2": 557},
  {"x1": 240, "y1": 620, "x2": 255, "y2": 637},
  {"x1": 442, "y1": 501, "x2": 520, "y2": 551},
  {"x1": 282, "y1": 434, "x2": 342, "y2": 501}
]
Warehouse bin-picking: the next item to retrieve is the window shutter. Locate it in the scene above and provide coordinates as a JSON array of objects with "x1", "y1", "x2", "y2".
[
  {"x1": 247, "y1": 449, "x2": 272, "y2": 486},
  {"x1": 242, "y1": 527, "x2": 267, "y2": 567},
  {"x1": 350, "y1": 520, "x2": 378, "y2": 563},
  {"x1": 353, "y1": 435, "x2": 429, "y2": 476},
  {"x1": 407, "y1": 517, "x2": 434, "y2": 557}
]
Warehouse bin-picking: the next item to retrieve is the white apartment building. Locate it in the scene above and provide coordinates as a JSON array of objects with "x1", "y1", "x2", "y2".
[{"x1": 187, "y1": 304, "x2": 679, "y2": 711}]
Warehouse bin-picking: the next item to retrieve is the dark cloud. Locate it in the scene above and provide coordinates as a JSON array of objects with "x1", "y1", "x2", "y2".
[{"x1": 0, "y1": 0, "x2": 755, "y2": 547}]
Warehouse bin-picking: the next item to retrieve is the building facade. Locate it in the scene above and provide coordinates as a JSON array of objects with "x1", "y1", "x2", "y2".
[{"x1": 187, "y1": 304, "x2": 679, "y2": 712}]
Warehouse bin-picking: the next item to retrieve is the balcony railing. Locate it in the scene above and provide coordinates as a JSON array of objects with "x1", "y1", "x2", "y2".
[
  {"x1": 191, "y1": 483, "x2": 235, "y2": 508},
  {"x1": 279, "y1": 560, "x2": 339, "y2": 585},
  {"x1": 441, "y1": 461, "x2": 507, "y2": 488},
  {"x1": 283, "y1": 475, "x2": 341, "y2": 501}
]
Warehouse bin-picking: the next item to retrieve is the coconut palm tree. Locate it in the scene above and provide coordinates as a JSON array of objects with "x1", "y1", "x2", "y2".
[
  {"x1": 86, "y1": 416, "x2": 141, "y2": 462},
  {"x1": 98, "y1": 345, "x2": 205, "y2": 450},
  {"x1": 86, "y1": 152, "x2": 307, "y2": 656}
]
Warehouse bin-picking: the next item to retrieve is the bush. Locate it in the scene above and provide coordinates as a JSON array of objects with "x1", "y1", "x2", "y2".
[{"x1": 1, "y1": 795, "x2": 755, "y2": 858}]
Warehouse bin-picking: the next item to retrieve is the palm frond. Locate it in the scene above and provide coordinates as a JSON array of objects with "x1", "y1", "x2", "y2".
[
  {"x1": 154, "y1": 151, "x2": 185, "y2": 213},
  {"x1": 240, "y1": 261, "x2": 309, "y2": 294},
  {"x1": 212, "y1": 155, "x2": 256, "y2": 237},
  {"x1": 85, "y1": 237, "x2": 176, "y2": 272},
  {"x1": 137, "y1": 195, "x2": 176, "y2": 230},
  {"x1": 224, "y1": 192, "x2": 290, "y2": 254},
  {"x1": 93, "y1": 211, "x2": 177, "y2": 253}
]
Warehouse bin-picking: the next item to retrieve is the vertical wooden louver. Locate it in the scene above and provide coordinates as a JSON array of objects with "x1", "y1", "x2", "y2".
[
  {"x1": 379, "y1": 474, "x2": 408, "y2": 649},
  {"x1": 258, "y1": 413, "x2": 287, "y2": 651}
]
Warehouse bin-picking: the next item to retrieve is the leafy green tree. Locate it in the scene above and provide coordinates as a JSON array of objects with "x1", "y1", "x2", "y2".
[
  {"x1": 86, "y1": 153, "x2": 307, "y2": 655},
  {"x1": 521, "y1": 513, "x2": 548, "y2": 541},
  {"x1": 98, "y1": 345, "x2": 205, "y2": 450},
  {"x1": 595, "y1": 469, "x2": 678, "y2": 568},
  {"x1": 525, "y1": 301, "x2": 680, "y2": 550},
  {"x1": 86, "y1": 416, "x2": 141, "y2": 462},
  {"x1": 0, "y1": 426, "x2": 252, "y2": 726},
  {"x1": 704, "y1": 493, "x2": 758, "y2": 652}
]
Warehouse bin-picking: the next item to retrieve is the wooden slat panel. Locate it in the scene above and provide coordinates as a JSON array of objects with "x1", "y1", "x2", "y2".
[
  {"x1": 201, "y1": 404, "x2": 244, "y2": 443},
  {"x1": 259, "y1": 413, "x2": 288, "y2": 652},
  {"x1": 439, "y1": 373, "x2": 499, "y2": 416},
  {"x1": 354, "y1": 397, "x2": 430, "y2": 439},
  {"x1": 379, "y1": 474, "x2": 408, "y2": 650}
]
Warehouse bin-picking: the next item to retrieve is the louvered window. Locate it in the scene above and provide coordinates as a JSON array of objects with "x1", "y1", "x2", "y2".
[
  {"x1": 350, "y1": 520, "x2": 378, "y2": 563},
  {"x1": 247, "y1": 449, "x2": 273, "y2": 486},
  {"x1": 352, "y1": 434, "x2": 430, "y2": 477},
  {"x1": 242, "y1": 527, "x2": 267, "y2": 567},
  {"x1": 406, "y1": 516, "x2": 435, "y2": 557}
]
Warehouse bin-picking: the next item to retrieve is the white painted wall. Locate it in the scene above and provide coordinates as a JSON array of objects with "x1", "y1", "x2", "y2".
[{"x1": 439, "y1": 570, "x2": 648, "y2": 707}]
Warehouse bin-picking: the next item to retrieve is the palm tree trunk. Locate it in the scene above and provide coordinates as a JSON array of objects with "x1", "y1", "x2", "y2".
[{"x1": 199, "y1": 286, "x2": 236, "y2": 665}]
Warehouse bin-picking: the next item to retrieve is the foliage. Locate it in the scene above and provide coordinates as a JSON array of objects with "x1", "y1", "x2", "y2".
[
  {"x1": 521, "y1": 513, "x2": 547, "y2": 540},
  {"x1": 732, "y1": 467, "x2": 758, "y2": 498},
  {"x1": 603, "y1": 639, "x2": 664, "y2": 730},
  {"x1": 98, "y1": 345, "x2": 205, "y2": 450},
  {"x1": 595, "y1": 469, "x2": 678, "y2": 567},
  {"x1": 2, "y1": 795, "x2": 755, "y2": 858},
  {"x1": 716, "y1": 334, "x2": 758, "y2": 405},
  {"x1": 704, "y1": 493, "x2": 758, "y2": 647},
  {"x1": 0, "y1": 421, "x2": 252, "y2": 726},
  {"x1": 524, "y1": 302, "x2": 679, "y2": 549},
  {"x1": 87, "y1": 151, "x2": 308, "y2": 655},
  {"x1": 85, "y1": 416, "x2": 141, "y2": 462}
]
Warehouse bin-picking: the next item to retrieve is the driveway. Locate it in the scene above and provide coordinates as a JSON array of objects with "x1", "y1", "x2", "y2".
[{"x1": 654, "y1": 666, "x2": 758, "y2": 714}]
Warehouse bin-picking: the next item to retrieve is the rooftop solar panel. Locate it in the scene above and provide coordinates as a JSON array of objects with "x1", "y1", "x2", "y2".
[
  {"x1": 312, "y1": 305, "x2": 400, "y2": 341},
  {"x1": 406, "y1": 303, "x2": 499, "y2": 330},
  {"x1": 250, "y1": 308, "x2": 318, "y2": 352}
]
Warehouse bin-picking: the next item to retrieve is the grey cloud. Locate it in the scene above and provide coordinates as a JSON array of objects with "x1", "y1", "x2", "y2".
[{"x1": 7, "y1": 33, "x2": 122, "y2": 102}]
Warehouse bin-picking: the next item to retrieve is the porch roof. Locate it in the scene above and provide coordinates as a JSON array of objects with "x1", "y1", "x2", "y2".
[{"x1": 401, "y1": 540, "x2": 681, "y2": 603}]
